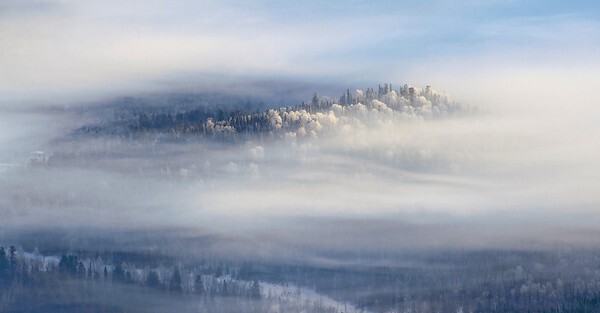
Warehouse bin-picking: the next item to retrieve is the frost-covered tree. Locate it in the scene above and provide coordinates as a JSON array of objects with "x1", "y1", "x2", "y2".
[{"x1": 0, "y1": 247, "x2": 8, "y2": 284}]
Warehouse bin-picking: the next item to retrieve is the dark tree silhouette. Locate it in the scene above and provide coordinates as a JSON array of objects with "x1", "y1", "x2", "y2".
[
  {"x1": 195, "y1": 275, "x2": 204, "y2": 295},
  {"x1": 113, "y1": 263, "x2": 125, "y2": 282},
  {"x1": 0, "y1": 247, "x2": 8, "y2": 284},
  {"x1": 59, "y1": 255, "x2": 79, "y2": 277},
  {"x1": 77, "y1": 261, "x2": 86, "y2": 278},
  {"x1": 147, "y1": 270, "x2": 161, "y2": 289},
  {"x1": 170, "y1": 268, "x2": 183, "y2": 292},
  {"x1": 250, "y1": 280, "x2": 261, "y2": 299},
  {"x1": 8, "y1": 246, "x2": 17, "y2": 278}
]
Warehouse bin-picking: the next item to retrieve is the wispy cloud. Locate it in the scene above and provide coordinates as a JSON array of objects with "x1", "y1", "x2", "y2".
[{"x1": 2, "y1": 0, "x2": 599, "y2": 106}]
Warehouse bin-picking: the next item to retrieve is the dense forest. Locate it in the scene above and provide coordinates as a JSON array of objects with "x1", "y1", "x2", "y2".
[
  {"x1": 3, "y1": 245, "x2": 600, "y2": 313},
  {"x1": 71, "y1": 84, "x2": 464, "y2": 143},
  {"x1": 0, "y1": 244, "x2": 351, "y2": 313}
]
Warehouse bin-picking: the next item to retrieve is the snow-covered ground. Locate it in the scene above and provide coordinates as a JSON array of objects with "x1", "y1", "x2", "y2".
[
  {"x1": 11, "y1": 247, "x2": 368, "y2": 312},
  {"x1": 260, "y1": 281, "x2": 370, "y2": 313}
]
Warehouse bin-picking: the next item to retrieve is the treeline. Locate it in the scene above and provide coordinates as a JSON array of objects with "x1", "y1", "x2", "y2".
[
  {"x1": 9, "y1": 245, "x2": 600, "y2": 312},
  {"x1": 237, "y1": 250, "x2": 600, "y2": 313},
  {"x1": 131, "y1": 84, "x2": 459, "y2": 137},
  {"x1": 73, "y1": 83, "x2": 463, "y2": 142},
  {"x1": 0, "y1": 246, "x2": 349, "y2": 313},
  {"x1": 0, "y1": 245, "x2": 260, "y2": 299}
]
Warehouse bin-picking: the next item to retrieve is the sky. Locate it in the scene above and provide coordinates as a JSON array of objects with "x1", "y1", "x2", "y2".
[
  {"x1": 1, "y1": 0, "x2": 599, "y2": 105},
  {"x1": 1, "y1": 0, "x2": 600, "y2": 257}
]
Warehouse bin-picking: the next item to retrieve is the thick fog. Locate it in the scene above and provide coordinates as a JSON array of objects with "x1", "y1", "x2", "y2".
[
  {"x1": 5, "y1": 3, "x2": 600, "y2": 313},
  {"x1": 1, "y1": 70, "x2": 600, "y2": 262},
  {"x1": 2, "y1": 0, "x2": 600, "y2": 263}
]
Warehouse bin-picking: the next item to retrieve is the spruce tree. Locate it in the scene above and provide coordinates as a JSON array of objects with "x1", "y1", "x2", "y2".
[
  {"x1": 8, "y1": 246, "x2": 17, "y2": 278},
  {"x1": 147, "y1": 270, "x2": 161, "y2": 289},
  {"x1": 195, "y1": 275, "x2": 204, "y2": 295},
  {"x1": 170, "y1": 268, "x2": 183, "y2": 292},
  {"x1": 250, "y1": 280, "x2": 261, "y2": 299},
  {"x1": 0, "y1": 247, "x2": 8, "y2": 283},
  {"x1": 113, "y1": 263, "x2": 126, "y2": 282}
]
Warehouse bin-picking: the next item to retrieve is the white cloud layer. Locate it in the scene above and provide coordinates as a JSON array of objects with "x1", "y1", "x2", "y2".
[
  {"x1": 1, "y1": 66, "x2": 599, "y2": 252},
  {"x1": 1, "y1": 0, "x2": 600, "y2": 253}
]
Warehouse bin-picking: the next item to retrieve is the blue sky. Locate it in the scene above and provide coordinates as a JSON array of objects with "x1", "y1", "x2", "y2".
[{"x1": 1, "y1": 0, "x2": 599, "y2": 105}]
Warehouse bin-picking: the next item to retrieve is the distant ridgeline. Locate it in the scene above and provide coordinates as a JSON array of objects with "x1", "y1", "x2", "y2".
[{"x1": 75, "y1": 84, "x2": 466, "y2": 141}]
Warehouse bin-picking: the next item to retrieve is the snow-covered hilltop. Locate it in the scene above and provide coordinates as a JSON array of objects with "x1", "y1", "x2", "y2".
[{"x1": 74, "y1": 83, "x2": 467, "y2": 142}]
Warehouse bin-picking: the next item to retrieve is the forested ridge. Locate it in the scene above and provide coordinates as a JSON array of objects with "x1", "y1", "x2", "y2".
[
  {"x1": 3, "y1": 245, "x2": 600, "y2": 313},
  {"x1": 72, "y1": 84, "x2": 465, "y2": 142}
]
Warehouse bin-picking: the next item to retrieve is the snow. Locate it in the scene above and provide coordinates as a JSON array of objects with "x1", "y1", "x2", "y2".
[{"x1": 260, "y1": 281, "x2": 370, "y2": 313}]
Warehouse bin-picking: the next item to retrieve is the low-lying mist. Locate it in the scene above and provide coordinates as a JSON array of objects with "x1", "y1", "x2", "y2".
[{"x1": 1, "y1": 74, "x2": 600, "y2": 264}]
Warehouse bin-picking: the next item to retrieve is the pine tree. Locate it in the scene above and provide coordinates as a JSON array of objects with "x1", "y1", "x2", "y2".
[
  {"x1": 147, "y1": 270, "x2": 161, "y2": 289},
  {"x1": 77, "y1": 261, "x2": 86, "y2": 278},
  {"x1": 0, "y1": 247, "x2": 8, "y2": 284},
  {"x1": 113, "y1": 263, "x2": 125, "y2": 282},
  {"x1": 59, "y1": 255, "x2": 80, "y2": 277},
  {"x1": 222, "y1": 280, "x2": 229, "y2": 296},
  {"x1": 250, "y1": 280, "x2": 261, "y2": 299},
  {"x1": 195, "y1": 275, "x2": 204, "y2": 295},
  {"x1": 311, "y1": 92, "x2": 319, "y2": 112},
  {"x1": 8, "y1": 246, "x2": 17, "y2": 278},
  {"x1": 170, "y1": 268, "x2": 183, "y2": 292}
]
